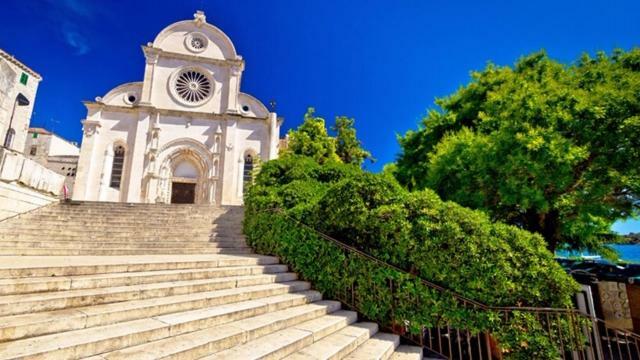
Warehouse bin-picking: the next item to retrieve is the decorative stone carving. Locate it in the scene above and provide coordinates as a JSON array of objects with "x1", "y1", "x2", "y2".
[
  {"x1": 193, "y1": 11, "x2": 206, "y2": 27},
  {"x1": 230, "y1": 65, "x2": 242, "y2": 76},
  {"x1": 143, "y1": 47, "x2": 160, "y2": 65},
  {"x1": 82, "y1": 120, "x2": 101, "y2": 138}
]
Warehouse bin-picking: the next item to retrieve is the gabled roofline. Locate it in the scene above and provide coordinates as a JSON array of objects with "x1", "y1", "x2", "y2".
[{"x1": 0, "y1": 48, "x2": 42, "y2": 80}]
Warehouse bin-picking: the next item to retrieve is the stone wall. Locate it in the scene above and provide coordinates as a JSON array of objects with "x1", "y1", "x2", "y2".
[
  {"x1": 0, "y1": 147, "x2": 65, "y2": 220},
  {"x1": 0, "y1": 181, "x2": 56, "y2": 221}
]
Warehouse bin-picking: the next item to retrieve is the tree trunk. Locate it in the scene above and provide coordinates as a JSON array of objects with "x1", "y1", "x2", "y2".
[
  {"x1": 541, "y1": 210, "x2": 561, "y2": 253},
  {"x1": 523, "y1": 209, "x2": 561, "y2": 252}
]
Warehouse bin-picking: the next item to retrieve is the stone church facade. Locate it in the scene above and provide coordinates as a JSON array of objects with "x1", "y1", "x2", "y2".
[{"x1": 73, "y1": 11, "x2": 281, "y2": 205}]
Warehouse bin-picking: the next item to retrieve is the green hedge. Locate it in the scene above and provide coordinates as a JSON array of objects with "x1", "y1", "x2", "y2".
[{"x1": 243, "y1": 154, "x2": 581, "y2": 358}]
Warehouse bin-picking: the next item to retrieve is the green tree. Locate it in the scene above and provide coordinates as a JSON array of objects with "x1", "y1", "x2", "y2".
[
  {"x1": 286, "y1": 108, "x2": 340, "y2": 163},
  {"x1": 332, "y1": 116, "x2": 373, "y2": 165},
  {"x1": 396, "y1": 49, "x2": 640, "y2": 253}
]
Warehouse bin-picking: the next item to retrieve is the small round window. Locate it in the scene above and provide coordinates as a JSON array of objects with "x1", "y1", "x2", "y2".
[
  {"x1": 185, "y1": 32, "x2": 208, "y2": 53},
  {"x1": 242, "y1": 105, "x2": 250, "y2": 112},
  {"x1": 123, "y1": 93, "x2": 138, "y2": 105}
]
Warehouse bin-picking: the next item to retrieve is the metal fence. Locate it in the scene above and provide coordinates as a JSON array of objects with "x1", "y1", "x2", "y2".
[{"x1": 270, "y1": 209, "x2": 640, "y2": 359}]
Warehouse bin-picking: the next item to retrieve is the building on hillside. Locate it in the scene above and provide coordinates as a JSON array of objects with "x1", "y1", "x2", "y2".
[
  {"x1": 73, "y1": 11, "x2": 282, "y2": 205},
  {"x1": 0, "y1": 48, "x2": 66, "y2": 220},
  {"x1": 24, "y1": 127, "x2": 80, "y2": 196}
]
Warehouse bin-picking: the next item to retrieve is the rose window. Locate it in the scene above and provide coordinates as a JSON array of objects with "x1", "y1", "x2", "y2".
[
  {"x1": 174, "y1": 70, "x2": 212, "y2": 104},
  {"x1": 185, "y1": 32, "x2": 208, "y2": 53},
  {"x1": 190, "y1": 37, "x2": 205, "y2": 50}
]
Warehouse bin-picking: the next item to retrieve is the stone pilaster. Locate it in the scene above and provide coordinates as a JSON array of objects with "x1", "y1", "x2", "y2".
[
  {"x1": 140, "y1": 46, "x2": 160, "y2": 106},
  {"x1": 125, "y1": 111, "x2": 151, "y2": 202},
  {"x1": 73, "y1": 119, "x2": 101, "y2": 201},
  {"x1": 225, "y1": 64, "x2": 243, "y2": 114},
  {"x1": 268, "y1": 112, "x2": 278, "y2": 160}
]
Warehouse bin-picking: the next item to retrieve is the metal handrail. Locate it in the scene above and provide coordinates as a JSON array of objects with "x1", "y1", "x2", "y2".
[{"x1": 264, "y1": 207, "x2": 640, "y2": 359}]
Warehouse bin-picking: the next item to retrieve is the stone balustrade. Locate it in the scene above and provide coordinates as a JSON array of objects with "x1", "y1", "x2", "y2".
[{"x1": 0, "y1": 146, "x2": 65, "y2": 196}]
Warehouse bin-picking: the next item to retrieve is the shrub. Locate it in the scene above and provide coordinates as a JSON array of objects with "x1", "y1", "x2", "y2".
[{"x1": 244, "y1": 154, "x2": 580, "y2": 359}]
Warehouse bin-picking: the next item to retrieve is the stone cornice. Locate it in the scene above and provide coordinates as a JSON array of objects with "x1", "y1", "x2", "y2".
[
  {"x1": 141, "y1": 46, "x2": 244, "y2": 70},
  {"x1": 82, "y1": 102, "x2": 268, "y2": 122}
]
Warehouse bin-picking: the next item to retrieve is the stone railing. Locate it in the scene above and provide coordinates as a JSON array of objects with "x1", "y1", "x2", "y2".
[{"x1": 0, "y1": 146, "x2": 65, "y2": 196}]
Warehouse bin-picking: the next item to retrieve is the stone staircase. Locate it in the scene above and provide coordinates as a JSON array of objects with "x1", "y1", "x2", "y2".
[{"x1": 0, "y1": 202, "x2": 423, "y2": 359}]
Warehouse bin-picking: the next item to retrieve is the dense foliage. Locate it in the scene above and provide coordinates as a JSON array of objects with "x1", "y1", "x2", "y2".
[
  {"x1": 396, "y1": 49, "x2": 640, "y2": 254},
  {"x1": 244, "y1": 154, "x2": 580, "y2": 358},
  {"x1": 284, "y1": 108, "x2": 372, "y2": 165},
  {"x1": 332, "y1": 116, "x2": 373, "y2": 165}
]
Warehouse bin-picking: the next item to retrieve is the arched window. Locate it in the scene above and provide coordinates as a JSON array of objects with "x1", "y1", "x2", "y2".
[
  {"x1": 243, "y1": 153, "x2": 254, "y2": 185},
  {"x1": 110, "y1": 145, "x2": 125, "y2": 189}
]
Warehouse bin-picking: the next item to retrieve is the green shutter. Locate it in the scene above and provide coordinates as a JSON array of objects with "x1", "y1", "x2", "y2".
[
  {"x1": 20, "y1": 73, "x2": 28, "y2": 85},
  {"x1": 32, "y1": 133, "x2": 38, "y2": 138}
]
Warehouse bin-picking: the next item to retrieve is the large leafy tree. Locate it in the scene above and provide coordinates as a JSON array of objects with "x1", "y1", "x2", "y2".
[
  {"x1": 286, "y1": 108, "x2": 340, "y2": 163},
  {"x1": 332, "y1": 116, "x2": 373, "y2": 165},
  {"x1": 286, "y1": 108, "x2": 372, "y2": 166},
  {"x1": 396, "y1": 49, "x2": 640, "y2": 253}
]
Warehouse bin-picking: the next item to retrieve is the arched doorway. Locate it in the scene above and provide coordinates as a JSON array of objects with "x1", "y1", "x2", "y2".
[
  {"x1": 153, "y1": 138, "x2": 215, "y2": 205},
  {"x1": 170, "y1": 158, "x2": 199, "y2": 204}
]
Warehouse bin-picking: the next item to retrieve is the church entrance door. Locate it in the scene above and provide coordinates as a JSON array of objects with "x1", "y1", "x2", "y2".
[{"x1": 171, "y1": 182, "x2": 196, "y2": 204}]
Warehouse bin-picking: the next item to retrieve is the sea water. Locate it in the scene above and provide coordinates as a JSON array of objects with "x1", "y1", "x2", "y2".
[
  {"x1": 612, "y1": 244, "x2": 640, "y2": 263},
  {"x1": 557, "y1": 244, "x2": 640, "y2": 263}
]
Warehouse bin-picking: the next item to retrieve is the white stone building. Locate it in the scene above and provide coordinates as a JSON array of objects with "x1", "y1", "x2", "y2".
[
  {"x1": 25, "y1": 127, "x2": 80, "y2": 196},
  {"x1": 0, "y1": 49, "x2": 41, "y2": 153},
  {"x1": 0, "y1": 49, "x2": 66, "y2": 220},
  {"x1": 73, "y1": 11, "x2": 281, "y2": 205}
]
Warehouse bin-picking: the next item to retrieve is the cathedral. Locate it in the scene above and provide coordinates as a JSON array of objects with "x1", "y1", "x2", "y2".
[{"x1": 72, "y1": 11, "x2": 281, "y2": 205}]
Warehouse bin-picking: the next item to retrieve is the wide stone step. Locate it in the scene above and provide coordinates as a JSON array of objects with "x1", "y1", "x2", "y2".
[
  {"x1": 0, "y1": 294, "x2": 332, "y2": 359},
  {"x1": 389, "y1": 345, "x2": 424, "y2": 360},
  {"x1": 0, "y1": 240, "x2": 248, "y2": 250},
  {"x1": 283, "y1": 322, "x2": 379, "y2": 360},
  {"x1": 0, "y1": 236, "x2": 246, "y2": 244},
  {"x1": 202, "y1": 310, "x2": 358, "y2": 359},
  {"x1": 0, "y1": 247, "x2": 253, "y2": 256},
  {"x1": 31, "y1": 205, "x2": 234, "y2": 212},
  {"x1": 344, "y1": 332, "x2": 399, "y2": 360},
  {"x1": 0, "y1": 217, "x2": 230, "y2": 226},
  {"x1": 90, "y1": 300, "x2": 342, "y2": 360},
  {"x1": 0, "y1": 230, "x2": 243, "y2": 239},
  {"x1": 0, "y1": 223, "x2": 242, "y2": 233},
  {"x1": 0, "y1": 264, "x2": 288, "y2": 295},
  {"x1": 0, "y1": 234, "x2": 245, "y2": 243},
  {"x1": 52, "y1": 204, "x2": 233, "y2": 211},
  {"x1": 0, "y1": 255, "x2": 279, "y2": 279},
  {"x1": 0, "y1": 272, "x2": 298, "y2": 316},
  {"x1": 0, "y1": 282, "x2": 312, "y2": 342}
]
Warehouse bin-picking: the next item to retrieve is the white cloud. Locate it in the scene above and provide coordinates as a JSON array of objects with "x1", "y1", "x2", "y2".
[
  {"x1": 63, "y1": 28, "x2": 90, "y2": 55},
  {"x1": 41, "y1": 0, "x2": 95, "y2": 55}
]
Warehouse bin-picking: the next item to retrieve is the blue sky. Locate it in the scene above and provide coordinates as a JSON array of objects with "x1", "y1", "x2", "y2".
[{"x1": 1, "y1": 0, "x2": 639, "y2": 232}]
